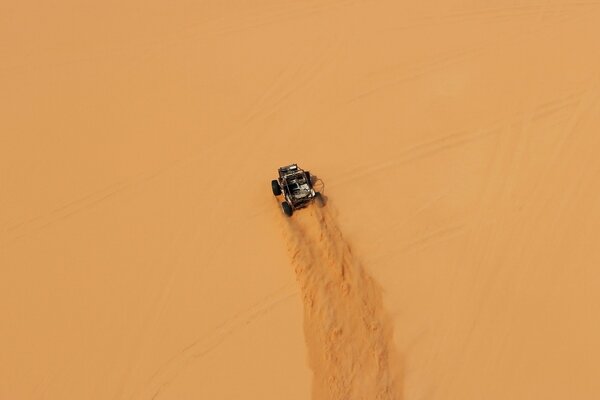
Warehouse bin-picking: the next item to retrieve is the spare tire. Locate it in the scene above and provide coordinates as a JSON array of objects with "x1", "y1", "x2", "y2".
[
  {"x1": 271, "y1": 180, "x2": 281, "y2": 196},
  {"x1": 281, "y1": 201, "x2": 293, "y2": 217}
]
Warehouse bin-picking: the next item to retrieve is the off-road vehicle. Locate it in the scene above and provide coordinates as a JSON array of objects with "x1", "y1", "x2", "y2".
[{"x1": 271, "y1": 164, "x2": 318, "y2": 216}]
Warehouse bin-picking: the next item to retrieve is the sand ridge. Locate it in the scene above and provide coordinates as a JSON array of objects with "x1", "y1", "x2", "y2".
[{"x1": 282, "y1": 202, "x2": 402, "y2": 400}]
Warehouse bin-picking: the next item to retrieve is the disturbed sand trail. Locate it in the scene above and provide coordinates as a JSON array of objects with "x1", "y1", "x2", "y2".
[{"x1": 282, "y1": 202, "x2": 402, "y2": 400}]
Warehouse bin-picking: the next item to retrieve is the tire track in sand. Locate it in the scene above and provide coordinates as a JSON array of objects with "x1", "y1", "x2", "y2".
[
  {"x1": 282, "y1": 203, "x2": 402, "y2": 400},
  {"x1": 130, "y1": 283, "x2": 298, "y2": 400}
]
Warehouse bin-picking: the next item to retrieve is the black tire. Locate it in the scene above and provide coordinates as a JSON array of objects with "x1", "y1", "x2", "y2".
[
  {"x1": 271, "y1": 180, "x2": 281, "y2": 196},
  {"x1": 281, "y1": 201, "x2": 293, "y2": 217}
]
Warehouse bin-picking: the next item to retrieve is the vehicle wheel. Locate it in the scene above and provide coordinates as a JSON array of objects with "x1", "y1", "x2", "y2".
[
  {"x1": 271, "y1": 180, "x2": 281, "y2": 196},
  {"x1": 281, "y1": 201, "x2": 293, "y2": 217}
]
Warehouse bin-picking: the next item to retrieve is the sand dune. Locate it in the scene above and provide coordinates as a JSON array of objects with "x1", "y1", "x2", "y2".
[{"x1": 3, "y1": 0, "x2": 600, "y2": 399}]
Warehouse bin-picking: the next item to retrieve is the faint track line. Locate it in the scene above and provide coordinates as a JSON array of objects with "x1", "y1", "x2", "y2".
[
  {"x1": 348, "y1": 3, "x2": 599, "y2": 104},
  {"x1": 335, "y1": 126, "x2": 503, "y2": 186},
  {"x1": 0, "y1": 0, "x2": 355, "y2": 73},
  {"x1": 0, "y1": 159, "x2": 186, "y2": 247},
  {"x1": 332, "y1": 86, "x2": 590, "y2": 186},
  {"x1": 401, "y1": 224, "x2": 467, "y2": 254},
  {"x1": 130, "y1": 284, "x2": 298, "y2": 400}
]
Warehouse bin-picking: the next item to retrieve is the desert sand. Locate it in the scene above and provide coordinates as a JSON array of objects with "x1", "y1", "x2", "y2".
[{"x1": 2, "y1": 0, "x2": 600, "y2": 399}]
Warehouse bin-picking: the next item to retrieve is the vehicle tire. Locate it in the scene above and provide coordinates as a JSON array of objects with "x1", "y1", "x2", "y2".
[
  {"x1": 271, "y1": 180, "x2": 281, "y2": 196},
  {"x1": 281, "y1": 201, "x2": 293, "y2": 217}
]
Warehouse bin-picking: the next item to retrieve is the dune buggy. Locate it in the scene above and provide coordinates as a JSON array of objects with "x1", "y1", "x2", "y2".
[{"x1": 271, "y1": 164, "x2": 319, "y2": 216}]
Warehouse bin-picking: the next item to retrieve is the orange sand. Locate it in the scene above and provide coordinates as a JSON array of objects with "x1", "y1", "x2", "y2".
[{"x1": 2, "y1": 1, "x2": 600, "y2": 399}]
